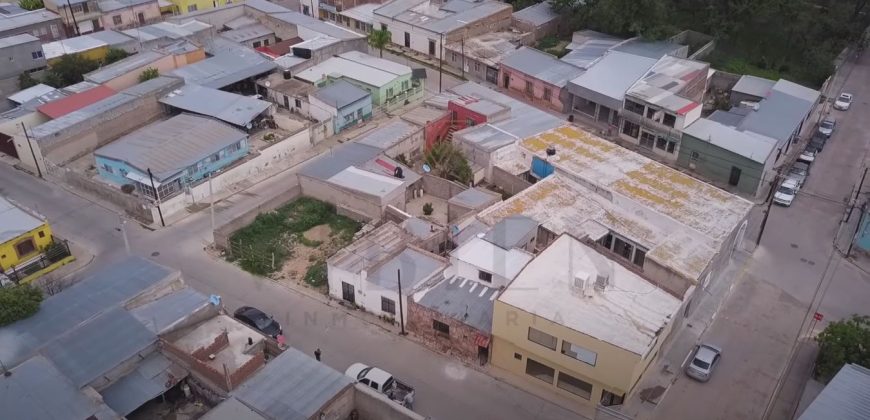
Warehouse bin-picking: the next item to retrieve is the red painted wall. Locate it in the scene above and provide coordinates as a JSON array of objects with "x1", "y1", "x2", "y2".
[
  {"x1": 448, "y1": 99, "x2": 488, "y2": 131},
  {"x1": 425, "y1": 111, "x2": 453, "y2": 150}
]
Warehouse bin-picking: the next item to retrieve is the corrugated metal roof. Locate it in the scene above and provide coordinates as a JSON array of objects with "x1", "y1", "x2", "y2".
[
  {"x1": 501, "y1": 47, "x2": 584, "y2": 87},
  {"x1": 0, "y1": 256, "x2": 173, "y2": 367},
  {"x1": 327, "y1": 166, "x2": 404, "y2": 197},
  {"x1": 1, "y1": 356, "x2": 120, "y2": 420},
  {"x1": 612, "y1": 39, "x2": 683, "y2": 59},
  {"x1": 201, "y1": 397, "x2": 266, "y2": 420},
  {"x1": 41, "y1": 308, "x2": 157, "y2": 387},
  {"x1": 95, "y1": 113, "x2": 247, "y2": 181},
  {"x1": 367, "y1": 247, "x2": 446, "y2": 292},
  {"x1": 130, "y1": 287, "x2": 210, "y2": 334},
  {"x1": 567, "y1": 51, "x2": 658, "y2": 110},
  {"x1": 311, "y1": 79, "x2": 370, "y2": 109},
  {"x1": 374, "y1": 0, "x2": 510, "y2": 34},
  {"x1": 298, "y1": 141, "x2": 381, "y2": 180},
  {"x1": 626, "y1": 55, "x2": 707, "y2": 114},
  {"x1": 339, "y1": 3, "x2": 379, "y2": 24},
  {"x1": 160, "y1": 84, "x2": 272, "y2": 127},
  {"x1": 731, "y1": 74, "x2": 775, "y2": 98},
  {"x1": 0, "y1": 32, "x2": 38, "y2": 47},
  {"x1": 707, "y1": 109, "x2": 747, "y2": 127},
  {"x1": 329, "y1": 222, "x2": 410, "y2": 273},
  {"x1": 221, "y1": 24, "x2": 274, "y2": 43},
  {"x1": 62, "y1": 80, "x2": 102, "y2": 94},
  {"x1": 270, "y1": 11, "x2": 362, "y2": 40},
  {"x1": 296, "y1": 56, "x2": 400, "y2": 88},
  {"x1": 339, "y1": 50, "x2": 412, "y2": 77},
  {"x1": 448, "y1": 187, "x2": 499, "y2": 209},
  {"x1": 84, "y1": 50, "x2": 167, "y2": 84},
  {"x1": 511, "y1": 1, "x2": 558, "y2": 26},
  {"x1": 355, "y1": 119, "x2": 419, "y2": 150},
  {"x1": 170, "y1": 47, "x2": 276, "y2": 89},
  {"x1": 798, "y1": 363, "x2": 870, "y2": 420},
  {"x1": 100, "y1": 352, "x2": 186, "y2": 416},
  {"x1": 37, "y1": 85, "x2": 117, "y2": 119},
  {"x1": 738, "y1": 89, "x2": 816, "y2": 144},
  {"x1": 231, "y1": 348, "x2": 353, "y2": 420},
  {"x1": 0, "y1": 8, "x2": 59, "y2": 35},
  {"x1": 98, "y1": 0, "x2": 155, "y2": 12},
  {"x1": 415, "y1": 275, "x2": 497, "y2": 332},
  {"x1": 7, "y1": 84, "x2": 55, "y2": 104},
  {"x1": 0, "y1": 196, "x2": 44, "y2": 244},
  {"x1": 42, "y1": 36, "x2": 107, "y2": 60},
  {"x1": 87, "y1": 29, "x2": 136, "y2": 46},
  {"x1": 683, "y1": 118, "x2": 776, "y2": 164}
]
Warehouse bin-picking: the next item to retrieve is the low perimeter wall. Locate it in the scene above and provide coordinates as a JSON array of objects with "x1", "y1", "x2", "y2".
[{"x1": 213, "y1": 185, "x2": 301, "y2": 252}]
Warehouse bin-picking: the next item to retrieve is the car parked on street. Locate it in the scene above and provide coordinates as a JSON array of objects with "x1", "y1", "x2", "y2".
[
  {"x1": 774, "y1": 179, "x2": 800, "y2": 207},
  {"x1": 818, "y1": 118, "x2": 836, "y2": 137},
  {"x1": 834, "y1": 92, "x2": 853, "y2": 110},
  {"x1": 345, "y1": 363, "x2": 416, "y2": 408},
  {"x1": 233, "y1": 306, "x2": 283, "y2": 338},
  {"x1": 685, "y1": 343, "x2": 722, "y2": 382},
  {"x1": 788, "y1": 161, "x2": 811, "y2": 188},
  {"x1": 799, "y1": 148, "x2": 816, "y2": 164},
  {"x1": 808, "y1": 134, "x2": 827, "y2": 153}
]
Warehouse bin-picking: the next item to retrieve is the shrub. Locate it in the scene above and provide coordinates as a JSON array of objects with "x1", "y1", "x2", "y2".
[
  {"x1": 304, "y1": 260, "x2": 327, "y2": 287},
  {"x1": 0, "y1": 284, "x2": 43, "y2": 326},
  {"x1": 815, "y1": 315, "x2": 870, "y2": 383},
  {"x1": 121, "y1": 184, "x2": 135, "y2": 194},
  {"x1": 138, "y1": 67, "x2": 159, "y2": 82},
  {"x1": 422, "y1": 202, "x2": 434, "y2": 215}
]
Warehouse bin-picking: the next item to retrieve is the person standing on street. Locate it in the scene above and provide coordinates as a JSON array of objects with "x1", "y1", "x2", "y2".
[{"x1": 314, "y1": 348, "x2": 322, "y2": 362}]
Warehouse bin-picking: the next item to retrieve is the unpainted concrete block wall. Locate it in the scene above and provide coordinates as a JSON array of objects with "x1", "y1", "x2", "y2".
[
  {"x1": 490, "y1": 166, "x2": 532, "y2": 196},
  {"x1": 406, "y1": 299, "x2": 487, "y2": 365},
  {"x1": 422, "y1": 173, "x2": 467, "y2": 200}
]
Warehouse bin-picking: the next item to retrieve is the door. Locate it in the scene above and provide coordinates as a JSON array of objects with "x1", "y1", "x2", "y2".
[
  {"x1": 0, "y1": 133, "x2": 18, "y2": 159},
  {"x1": 502, "y1": 73, "x2": 509, "y2": 88},
  {"x1": 137, "y1": 12, "x2": 145, "y2": 24},
  {"x1": 404, "y1": 32, "x2": 410, "y2": 48},
  {"x1": 429, "y1": 39, "x2": 436, "y2": 55},
  {"x1": 729, "y1": 166, "x2": 741, "y2": 186},
  {"x1": 341, "y1": 281, "x2": 355, "y2": 303}
]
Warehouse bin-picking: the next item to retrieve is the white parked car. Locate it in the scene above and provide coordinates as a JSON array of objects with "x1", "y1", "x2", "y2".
[
  {"x1": 818, "y1": 118, "x2": 836, "y2": 137},
  {"x1": 774, "y1": 179, "x2": 799, "y2": 207},
  {"x1": 834, "y1": 93, "x2": 853, "y2": 111},
  {"x1": 685, "y1": 343, "x2": 722, "y2": 382},
  {"x1": 799, "y1": 148, "x2": 816, "y2": 164}
]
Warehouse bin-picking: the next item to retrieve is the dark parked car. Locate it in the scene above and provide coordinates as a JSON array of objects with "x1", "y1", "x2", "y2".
[
  {"x1": 234, "y1": 306, "x2": 282, "y2": 338},
  {"x1": 808, "y1": 133, "x2": 827, "y2": 153}
]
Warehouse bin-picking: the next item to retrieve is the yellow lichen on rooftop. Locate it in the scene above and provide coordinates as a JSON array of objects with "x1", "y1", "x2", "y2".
[
  {"x1": 602, "y1": 211, "x2": 655, "y2": 244},
  {"x1": 629, "y1": 168, "x2": 690, "y2": 202},
  {"x1": 641, "y1": 162, "x2": 732, "y2": 204},
  {"x1": 485, "y1": 178, "x2": 565, "y2": 219},
  {"x1": 562, "y1": 126, "x2": 619, "y2": 155},
  {"x1": 612, "y1": 178, "x2": 682, "y2": 210},
  {"x1": 523, "y1": 135, "x2": 547, "y2": 152}
]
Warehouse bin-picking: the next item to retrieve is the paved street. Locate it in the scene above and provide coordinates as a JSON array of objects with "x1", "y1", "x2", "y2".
[
  {"x1": 649, "y1": 53, "x2": 870, "y2": 419},
  {"x1": 0, "y1": 157, "x2": 577, "y2": 420}
]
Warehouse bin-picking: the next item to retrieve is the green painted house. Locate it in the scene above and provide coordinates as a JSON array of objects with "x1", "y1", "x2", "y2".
[{"x1": 296, "y1": 51, "x2": 423, "y2": 110}]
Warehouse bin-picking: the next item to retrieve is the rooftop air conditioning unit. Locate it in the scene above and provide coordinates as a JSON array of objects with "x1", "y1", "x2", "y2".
[{"x1": 594, "y1": 273, "x2": 609, "y2": 291}]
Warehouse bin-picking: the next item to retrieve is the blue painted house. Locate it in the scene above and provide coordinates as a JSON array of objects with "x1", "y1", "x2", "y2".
[
  {"x1": 307, "y1": 80, "x2": 372, "y2": 134},
  {"x1": 94, "y1": 113, "x2": 249, "y2": 200}
]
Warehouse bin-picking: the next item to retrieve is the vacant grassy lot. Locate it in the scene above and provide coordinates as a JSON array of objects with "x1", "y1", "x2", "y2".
[{"x1": 228, "y1": 198, "x2": 360, "y2": 283}]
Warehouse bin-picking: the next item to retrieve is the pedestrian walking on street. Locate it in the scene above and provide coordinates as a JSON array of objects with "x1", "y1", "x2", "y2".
[{"x1": 314, "y1": 348, "x2": 321, "y2": 362}]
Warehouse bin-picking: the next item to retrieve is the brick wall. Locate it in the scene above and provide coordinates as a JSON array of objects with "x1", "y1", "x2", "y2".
[
  {"x1": 422, "y1": 173, "x2": 467, "y2": 200},
  {"x1": 228, "y1": 351, "x2": 265, "y2": 389},
  {"x1": 162, "y1": 340, "x2": 231, "y2": 392},
  {"x1": 192, "y1": 331, "x2": 229, "y2": 360},
  {"x1": 406, "y1": 299, "x2": 488, "y2": 365}
]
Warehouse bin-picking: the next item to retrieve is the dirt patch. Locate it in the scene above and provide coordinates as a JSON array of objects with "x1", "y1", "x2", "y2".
[{"x1": 304, "y1": 224, "x2": 331, "y2": 243}]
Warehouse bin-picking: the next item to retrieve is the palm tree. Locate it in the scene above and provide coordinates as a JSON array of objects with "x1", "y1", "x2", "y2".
[
  {"x1": 368, "y1": 29, "x2": 391, "y2": 58},
  {"x1": 425, "y1": 142, "x2": 472, "y2": 185}
]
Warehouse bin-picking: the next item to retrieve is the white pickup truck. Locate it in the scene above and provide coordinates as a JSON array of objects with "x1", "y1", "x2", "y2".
[{"x1": 345, "y1": 363, "x2": 416, "y2": 409}]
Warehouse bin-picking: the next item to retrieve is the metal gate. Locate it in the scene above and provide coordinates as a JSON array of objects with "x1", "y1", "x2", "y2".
[{"x1": 341, "y1": 282, "x2": 355, "y2": 303}]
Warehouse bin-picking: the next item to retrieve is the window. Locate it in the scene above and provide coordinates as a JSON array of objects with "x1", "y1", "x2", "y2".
[
  {"x1": 386, "y1": 87, "x2": 394, "y2": 98},
  {"x1": 613, "y1": 236, "x2": 633, "y2": 260},
  {"x1": 50, "y1": 24, "x2": 59, "y2": 38},
  {"x1": 528, "y1": 327, "x2": 557, "y2": 350},
  {"x1": 561, "y1": 341, "x2": 597, "y2": 366},
  {"x1": 71, "y1": 4, "x2": 83, "y2": 13},
  {"x1": 525, "y1": 358, "x2": 555, "y2": 384},
  {"x1": 599, "y1": 232, "x2": 647, "y2": 268},
  {"x1": 102, "y1": 163, "x2": 114, "y2": 174},
  {"x1": 303, "y1": 5, "x2": 310, "y2": 15},
  {"x1": 355, "y1": 20, "x2": 360, "y2": 29},
  {"x1": 138, "y1": 12, "x2": 145, "y2": 24},
  {"x1": 514, "y1": 353, "x2": 522, "y2": 360},
  {"x1": 466, "y1": 118, "x2": 476, "y2": 127},
  {"x1": 295, "y1": 98, "x2": 301, "y2": 108},
  {"x1": 557, "y1": 372, "x2": 593, "y2": 399},
  {"x1": 357, "y1": 109, "x2": 363, "y2": 119},
  {"x1": 478, "y1": 270, "x2": 492, "y2": 282},
  {"x1": 31, "y1": 50, "x2": 43, "y2": 59},
  {"x1": 112, "y1": 15, "x2": 122, "y2": 25},
  {"x1": 729, "y1": 166, "x2": 741, "y2": 186},
  {"x1": 601, "y1": 390, "x2": 625, "y2": 406},
  {"x1": 119, "y1": 168, "x2": 127, "y2": 177},
  {"x1": 622, "y1": 121, "x2": 639, "y2": 139},
  {"x1": 433, "y1": 320, "x2": 450, "y2": 335},
  {"x1": 381, "y1": 297, "x2": 396, "y2": 315},
  {"x1": 655, "y1": 136, "x2": 668, "y2": 151},
  {"x1": 624, "y1": 99, "x2": 644, "y2": 115},
  {"x1": 639, "y1": 131, "x2": 655, "y2": 148},
  {"x1": 210, "y1": 153, "x2": 220, "y2": 163},
  {"x1": 645, "y1": 106, "x2": 656, "y2": 119},
  {"x1": 227, "y1": 141, "x2": 242, "y2": 153},
  {"x1": 474, "y1": 61, "x2": 480, "y2": 72},
  {"x1": 15, "y1": 238, "x2": 37, "y2": 258},
  {"x1": 381, "y1": 23, "x2": 387, "y2": 31},
  {"x1": 38, "y1": 230, "x2": 46, "y2": 238},
  {"x1": 451, "y1": 52, "x2": 457, "y2": 61},
  {"x1": 662, "y1": 113, "x2": 676, "y2": 128},
  {"x1": 405, "y1": 32, "x2": 411, "y2": 48},
  {"x1": 524, "y1": 80, "x2": 533, "y2": 95},
  {"x1": 633, "y1": 248, "x2": 646, "y2": 266},
  {"x1": 667, "y1": 141, "x2": 676, "y2": 154},
  {"x1": 543, "y1": 87, "x2": 552, "y2": 101},
  {"x1": 429, "y1": 39, "x2": 436, "y2": 55},
  {"x1": 187, "y1": 4, "x2": 197, "y2": 12},
  {"x1": 690, "y1": 151, "x2": 700, "y2": 161},
  {"x1": 253, "y1": 40, "x2": 261, "y2": 48}
]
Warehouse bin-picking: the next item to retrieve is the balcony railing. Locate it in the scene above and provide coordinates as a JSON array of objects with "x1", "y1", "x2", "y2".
[{"x1": 620, "y1": 110, "x2": 682, "y2": 142}]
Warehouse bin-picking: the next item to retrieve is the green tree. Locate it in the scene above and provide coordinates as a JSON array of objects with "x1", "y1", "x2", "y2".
[
  {"x1": 104, "y1": 48, "x2": 129, "y2": 65},
  {"x1": 18, "y1": 0, "x2": 44, "y2": 10},
  {"x1": 368, "y1": 29, "x2": 391, "y2": 58},
  {"x1": 46, "y1": 54, "x2": 100, "y2": 87},
  {"x1": 815, "y1": 315, "x2": 870, "y2": 383},
  {"x1": 0, "y1": 284, "x2": 43, "y2": 327},
  {"x1": 425, "y1": 141, "x2": 472, "y2": 185},
  {"x1": 18, "y1": 72, "x2": 39, "y2": 90},
  {"x1": 138, "y1": 67, "x2": 159, "y2": 82}
]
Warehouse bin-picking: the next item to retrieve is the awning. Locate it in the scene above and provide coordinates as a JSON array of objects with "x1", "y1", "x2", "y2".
[
  {"x1": 126, "y1": 171, "x2": 162, "y2": 187},
  {"x1": 475, "y1": 333, "x2": 490, "y2": 348}
]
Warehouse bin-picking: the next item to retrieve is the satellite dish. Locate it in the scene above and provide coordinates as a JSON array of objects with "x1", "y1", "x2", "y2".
[
  {"x1": 245, "y1": 123, "x2": 252, "y2": 130},
  {"x1": 422, "y1": 163, "x2": 431, "y2": 173},
  {"x1": 264, "y1": 81, "x2": 271, "y2": 87}
]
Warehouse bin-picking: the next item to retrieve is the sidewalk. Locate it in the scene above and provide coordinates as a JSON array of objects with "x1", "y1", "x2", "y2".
[{"x1": 619, "y1": 247, "x2": 754, "y2": 419}]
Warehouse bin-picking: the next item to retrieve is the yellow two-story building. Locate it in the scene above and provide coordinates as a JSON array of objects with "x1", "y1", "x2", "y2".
[
  {"x1": 491, "y1": 234, "x2": 682, "y2": 414},
  {"x1": 0, "y1": 197, "x2": 57, "y2": 278}
]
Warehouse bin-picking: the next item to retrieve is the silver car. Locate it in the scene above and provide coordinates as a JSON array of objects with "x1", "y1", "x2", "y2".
[
  {"x1": 685, "y1": 343, "x2": 722, "y2": 382},
  {"x1": 818, "y1": 119, "x2": 836, "y2": 137}
]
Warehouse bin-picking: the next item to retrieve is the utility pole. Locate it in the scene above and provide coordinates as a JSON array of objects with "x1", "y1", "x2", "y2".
[
  {"x1": 65, "y1": 0, "x2": 80, "y2": 37},
  {"x1": 20, "y1": 123, "x2": 42, "y2": 179},
  {"x1": 209, "y1": 173, "x2": 216, "y2": 238},
  {"x1": 756, "y1": 173, "x2": 780, "y2": 246},
  {"x1": 397, "y1": 268, "x2": 406, "y2": 335},
  {"x1": 147, "y1": 168, "x2": 165, "y2": 227},
  {"x1": 120, "y1": 216, "x2": 130, "y2": 255},
  {"x1": 438, "y1": 32, "x2": 444, "y2": 93},
  {"x1": 461, "y1": 35, "x2": 465, "y2": 79}
]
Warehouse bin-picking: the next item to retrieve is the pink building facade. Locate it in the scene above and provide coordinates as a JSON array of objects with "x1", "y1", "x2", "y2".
[
  {"x1": 98, "y1": 0, "x2": 161, "y2": 31},
  {"x1": 498, "y1": 47, "x2": 583, "y2": 113}
]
